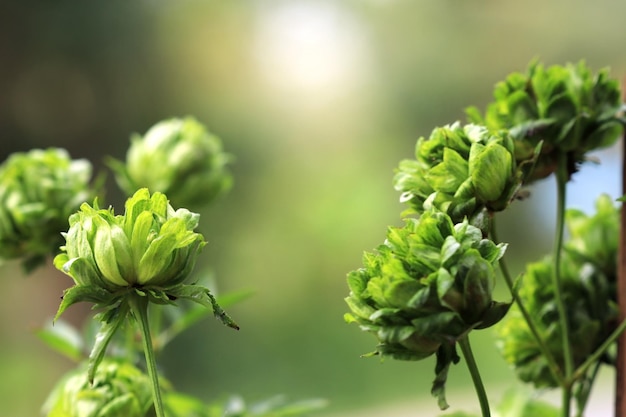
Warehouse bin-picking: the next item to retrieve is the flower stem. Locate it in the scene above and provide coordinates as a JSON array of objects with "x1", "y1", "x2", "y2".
[
  {"x1": 130, "y1": 293, "x2": 166, "y2": 417},
  {"x1": 553, "y1": 157, "x2": 573, "y2": 417},
  {"x1": 490, "y1": 216, "x2": 564, "y2": 386},
  {"x1": 458, "y1": 335, "x2": 490, "y2": 417}
]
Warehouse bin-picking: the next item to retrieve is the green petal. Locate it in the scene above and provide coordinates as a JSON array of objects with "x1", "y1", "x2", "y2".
[
  {"x1": 92, "y1": 217, "x2": 127, "y2": 287},
  {"x1": 469, "y1": 142, "x2": 512, "y2": 203},
  {"x1": 137, "y1": 234, "x2": 178, "y2": 284}
]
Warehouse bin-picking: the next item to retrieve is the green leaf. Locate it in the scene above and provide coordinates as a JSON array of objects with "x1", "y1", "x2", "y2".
[
  {"x1": 156, "y1": 290, "x2": 252, "y2": 350},
  {"x1": 169, "y1": 284, "x2": 240, "y2": 330},
  {"x1": 54, "y1": 285, "x2": 113, "y2": 322},
  {"x1": 87, "y1": 303, "x2": 130, "y2": 383},
  {"x1": 431, "y1": 343, "x2": 460, "y2": 410},
  {"x1": 35, "y1": 319, "x2": 84, "y2": 362},
  {"x1": 474, "y1": 300, "x2": 512, "y2": 329}
]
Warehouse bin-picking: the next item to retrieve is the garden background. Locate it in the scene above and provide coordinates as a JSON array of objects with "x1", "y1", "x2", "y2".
[{"x1": 1, "y1": 1, "x2": 624, "y2": 416}]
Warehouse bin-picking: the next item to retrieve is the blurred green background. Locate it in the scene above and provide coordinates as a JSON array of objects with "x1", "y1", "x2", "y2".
[{"x1": 0, "y1": 1, "x2": 624, "y2": 416}]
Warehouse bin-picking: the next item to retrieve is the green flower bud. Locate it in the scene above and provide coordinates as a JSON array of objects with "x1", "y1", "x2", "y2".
[
  {"x1": 497, "y1": 195, "x2": 619, "y2": 388},
  {"x1": 42, "y1": 359, "x2": 154, "y2": 417},
  {"x1": 345, "y1": 209, "x2": 509, "y2": 407},
  {"x1": 108, "y1": 117, "x2": 233, "y2": 209},
  {"x1": 394, "y1": 122, "x2": 521, "y2": 222},
  {"x1": 467, "y1": 60, "x2": 624, "y2": 182},
  {"x1": 53, "y1": 188, "x2": 238, "y2": 386},
  {"x1": 54, "y1": 188, "x2": 205, "y2": 293},
  {"x1": 0, "y1": 148, "x2": 96, "y2": 272}
]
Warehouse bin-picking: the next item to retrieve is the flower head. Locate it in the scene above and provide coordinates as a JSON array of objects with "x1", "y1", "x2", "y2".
[
  {"x1": 345, "y1": 209, "x2": 509, "y2": 407},
  {"x1": 0, "y1": 148, "x2": 96, "y2": 272},
  {"x1": 108, "y1": 117, "x2": 232, "y2": 209},
  {"x1": 54, "y1": 188, "x2": 205, "y2": 294},
  {"x1": 42, "y1": 359, "x2": 154, "y2": 417},
  {"x1": 467, "y1": 60, "x2": 624, "y2": 182},
  {"x1": 394, "y1": 122, "x2": 522, "y2": 223},
  {"x1": 53, "y1": 188, "x2": 238, "y2": 386}
]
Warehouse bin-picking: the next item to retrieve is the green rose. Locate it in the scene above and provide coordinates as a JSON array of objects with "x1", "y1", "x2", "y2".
[
  {"x1": 345, "y1": 209, "x2": 509, "y2": 408},
  {"x1": 108, "y1": 117, "x2": 232, "y2": 209},
  {"x1": 54, "y1": 188, "x2": 204, "y2": 293},
  {"x1": 394, "y1": 122, "x2": 523, "y2": 225},
  {"x1": 54, "y1": 188, "x2": 238, "y2": 384},
  {"x1": 0, "y1": 148, "x2": 96, "y2": 272},
  {"x1": 467, "y1": 60, "x2": 624, "y2": 182}
]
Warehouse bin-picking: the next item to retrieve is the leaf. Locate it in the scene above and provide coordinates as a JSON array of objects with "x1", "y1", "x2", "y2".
[
  {"x1": 169, "y1": 284, "x2": 240, "y2": 330},
  {"x1": 87, "y1": 303, "x2": 130, "y2": 383},
  {"x1": 35, "y1": 319, "x2": 84, "y2": 362},
  {"x1": 431, "y1": 343, "x2": 460, "y2": 410},
  {"x1": 54, "y1": 285, "x2": 113, "y2": 322},
  {"x1": 474, "y1": 300, "x2": 512, "y2": 329}
]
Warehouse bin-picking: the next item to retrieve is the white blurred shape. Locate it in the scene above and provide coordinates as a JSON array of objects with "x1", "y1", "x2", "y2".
[{"x1": 253, "y1": 1, "x2": 370, "y2": 102}]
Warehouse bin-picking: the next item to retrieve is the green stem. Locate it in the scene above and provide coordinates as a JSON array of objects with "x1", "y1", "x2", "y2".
[
  {"x1": 130, "y1": 293, "x2": 166, "y2": 417},
  {"x1": 553, "y1": 157, "x2": 573, "y2": 417},
  {"x1": 573, "y1": 317, "x2": 626, "y2": 382},
  {"x1": 490, "y1": 217, "x2": 564, "y2": 386},
  {"x1": 458, "y1": 335, "x2": 490, "y2": 417},
  {"x1": 574, "y1": 361, "x2": 601, "y2": 417}
]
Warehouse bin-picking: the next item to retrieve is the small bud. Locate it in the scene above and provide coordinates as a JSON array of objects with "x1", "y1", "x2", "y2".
[
  {"x1": 0, "y1": 148, "x2": 96, "y2": 272},
  {"x1": 108, "y1": 117, "x2": 233, "y2": 209},
  {"x1": 42, "y1": 359, "x2": 154, "y2": 417}
]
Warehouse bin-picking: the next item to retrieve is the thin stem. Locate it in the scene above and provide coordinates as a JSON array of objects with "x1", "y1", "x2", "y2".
[
  {"x1": 490, "y1": 217, "x2": 564, "y2": 386},
  {"x1": 574, "y1": 317, "x2": 626, "y2": 382},
  {"x1": 574, "y1": 361, "x2": 601, "y2": 417},
  {"x1": 553, "y1": 157, "x2": 573, "y2": 417},
  {"x1": 458, "y1": 335, "x2": 490, "y2": 417},
  {"x1": 130, "y1": 293, "x2": 166, "y2": 417}
]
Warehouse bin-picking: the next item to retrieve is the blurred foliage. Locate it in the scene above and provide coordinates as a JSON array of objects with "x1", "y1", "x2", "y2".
[
  {"x1": 497, "y1": 195, "x2": 619, "y2": 388},
  {"x1": 1, "y1": 1, "x2": 625, "y2": 417}
]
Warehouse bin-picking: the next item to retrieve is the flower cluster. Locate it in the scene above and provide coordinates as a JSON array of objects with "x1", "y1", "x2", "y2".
[
  {"x1": 497, "y1": 195, "x2": 619, "y2": 388},
  {"x1": 0, "y1": 148, "x2": 96, "y2": 271},
  {"x1": 467, "y1": 61, "x2": 624, "y2": 182},
  {"x1": 108, "y1": 117, "x2": 232, "y2": 209},
  {"x1": 393, "y1": 122, "x2": 523, "y2": 224},
  {"x1": 345, "y1": 209, "x2": 508, "y2": 407}
]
